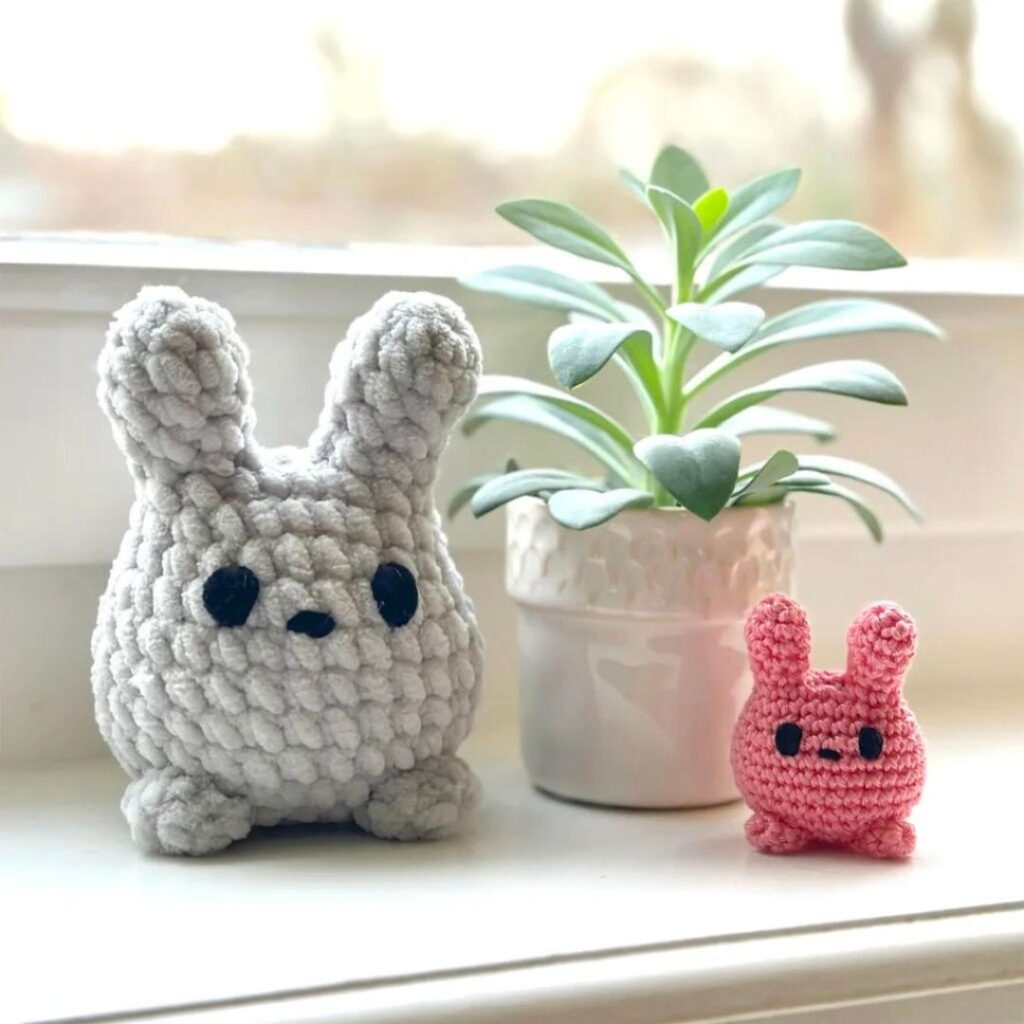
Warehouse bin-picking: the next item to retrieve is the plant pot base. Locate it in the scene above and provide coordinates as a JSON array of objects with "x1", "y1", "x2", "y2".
[
  {"x1": 508, "y1": 499, "x2": 795, "y2": 811},
  {"x1": 517, "y1": 605, "x2": 751, "y2": 809},
  {"x1": 528, "y1": 780, "x2": 742, "y2": 813}
]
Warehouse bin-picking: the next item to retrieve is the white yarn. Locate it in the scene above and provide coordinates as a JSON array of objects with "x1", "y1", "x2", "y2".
[{"x1": 93, "y1": 286, "x2": 484, "y2": 855}]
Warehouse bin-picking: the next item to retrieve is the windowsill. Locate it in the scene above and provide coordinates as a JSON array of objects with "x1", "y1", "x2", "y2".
[
  {"x1": 1, "y1": 232, "x2": 1023, "y2": 301},
  {"x1": 4, "y1": 690, "x2": 1022, "y2": 1023}
]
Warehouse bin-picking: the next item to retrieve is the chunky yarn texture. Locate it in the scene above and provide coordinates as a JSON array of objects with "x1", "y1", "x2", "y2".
[
  {"x1": 92, "y1": 286, "x2": 484, "y2": 855},
  {"x1": 731, "y1": 594, "x2": 925, "y2": 859}
]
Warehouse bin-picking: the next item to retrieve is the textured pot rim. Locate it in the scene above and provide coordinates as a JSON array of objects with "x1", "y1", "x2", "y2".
[
  {"x1": 504, "y1": 494, "x2": 795, "y2": 616},
  {"x1": 507, "y1": 494, "x2": 792, "y2": 528}
]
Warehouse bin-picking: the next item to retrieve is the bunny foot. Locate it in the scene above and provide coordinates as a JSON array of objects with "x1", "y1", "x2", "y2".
[
  {"x1": 354, "y1": 755, "x2": 481, "y2": 841},
  {"x1": 850, "y1": 819, "x2": 916, "y2": 860},
  {"x1": 745, "y1": 811, "x2": 811, "y2": 854},
  {"x1": 122, "y1": 767, "x2": 252, "y2": 855}
]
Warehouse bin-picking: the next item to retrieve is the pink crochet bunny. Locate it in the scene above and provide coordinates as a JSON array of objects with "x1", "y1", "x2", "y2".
[{"x1": 731, "y1": 594, "x2": 925, "y2": 859}]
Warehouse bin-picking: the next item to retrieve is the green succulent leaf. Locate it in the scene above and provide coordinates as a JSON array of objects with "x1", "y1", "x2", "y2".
[
  {"x1": 775, "y1": 470, "x2": 832, "y2": 487},
  {"x1": 448, "y1": 470, "x2": 499, "y2": 519},
  {"x1": 696, "y1": 360, "x2": 908, "y2": 429},
  {"x1": 464, "y1": 395, "x2": 639, "y2": 483},
  {"x1": 738, "y1": 219, "x2": 907, "y2": 271},
  {"x1": 619, "y1": 168, "x2": 650, "y2": 203},
  {"x1": 547, "y1": 321, "x2": 660, "y2": 407},
  {"x1": 650, "y1": 144, "x2": 709, "y2": 203},
  {"x1": 791, "y1": 454, "x2": 921, "y2": 520},
  {"x1": 471, "y1": 469, "x2": 602, "y2": 518},
  {"x1": 548, "y1": 487, "x2": 655, "y2": 529},
  {"x1": 547, "y1": 322, "x2": 652, "y2": 388},
  {"x1": 748, "y1": 299, "x2": 940, "y2": 349},
  {"x1": 665, "y1": 301, "x2": 765, "y2": 352},
  {"x1": 496, "y1": 199, "x2": 639, "y2": 276},
  {"x1": 686, "y1": 299, "x2": 939, "y2": 399},
  {"x1": 724, "y1": 488, "x2": 787, "y2": 508},
  {"x1": 705, "y1": 221, "x2": 783, "y2": 280},
  {"x1": 735, "y1": 460, "x2": 830, "y2": 495},
  {"x1": 737, "y1": 481, "x2": 884, "y2": 542},
  {"x1": 448, "y1": 458, "x2": 520, "y2": 518},
  {"x1": 646, "y1": 184, "x2": 700, "y2": 244},
  {"x1": 701, "y1": 263, "x2": 785, "y2": 303},
  {"x1": 694, "y1": 187, "x2": 730, "y2": 237},
  {"x1": 459, "y1": 265, "x2": 623, "y2": 322},
  {"x1": 714, "y1": 167, "x2": 801, "y2": 243},
  {"x1": 735, "y1": 450, "x2": 799, "y2": 496},
  {"x1": 646, "y1": 185, "x2": 702, "y2": 298},
  {"x1": 477, "y1": 375, "x2": 636, "y2": 452},
  {"x1": 717, "y1": 406, "x2": 838, "y2": 442},
  {"x1": 634, "y1": 429, "x2": 741, "y2": 521}
]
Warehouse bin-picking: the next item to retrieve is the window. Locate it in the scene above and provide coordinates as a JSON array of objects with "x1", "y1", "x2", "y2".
[{"x1": 0, "y1": 0, "x2": 1021, "y2": 257}]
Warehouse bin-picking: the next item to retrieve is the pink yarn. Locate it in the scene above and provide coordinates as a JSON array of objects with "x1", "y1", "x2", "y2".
[{"x1": 731, "y1": 594, "x2": 925, "y2": 859}]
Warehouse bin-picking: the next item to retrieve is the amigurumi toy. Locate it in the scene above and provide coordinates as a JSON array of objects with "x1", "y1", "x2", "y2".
[
  {"x1": 731, "y1": 593, "x2": 925, "y2": 859},
  {"x1": 92, "y1": 286, "x2": 484, "y2": 855}
]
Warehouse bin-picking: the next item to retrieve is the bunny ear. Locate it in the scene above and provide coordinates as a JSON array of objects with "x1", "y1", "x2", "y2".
[
  {"x1": 745, "y1": 593, "x2": 811, "y2": 692},
  {"x1": 846, "y1": 602, "x2": 916, "y2": 692},
  {"x1": 309, "y1": 291, "x2": 482, "y2": 489},
  {"x1": 98, "y1": 287, "x2": 255, "y2": 485}
]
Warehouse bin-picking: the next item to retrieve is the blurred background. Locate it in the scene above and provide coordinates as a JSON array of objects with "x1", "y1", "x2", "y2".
[{"x1": 0, "y1": 0, "x2": 1020, "y2": 259}]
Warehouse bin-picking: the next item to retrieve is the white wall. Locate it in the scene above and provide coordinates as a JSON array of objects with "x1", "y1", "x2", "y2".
[{"x1": 1, "y1": 243, "x2": 1021, "y2": 766}]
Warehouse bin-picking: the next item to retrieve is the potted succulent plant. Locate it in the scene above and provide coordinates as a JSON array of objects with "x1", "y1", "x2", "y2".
[{"x1": 454, "y1": 144, "x2": 939, "y2": 809}]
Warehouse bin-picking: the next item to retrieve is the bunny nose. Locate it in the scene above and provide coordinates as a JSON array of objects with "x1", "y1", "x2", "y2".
[
  {"x1": 818, "y1": 747, "x2": 841, "y2": 761},
  {"x1": 286, "y1": 611, "x2": 336, "y2": 638}
]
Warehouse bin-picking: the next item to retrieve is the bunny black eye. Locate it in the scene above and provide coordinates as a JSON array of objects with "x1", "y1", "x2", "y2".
[
  {"x1": 775, "y1": 722, "x2": 803, "y2": 757},
  {"x1": 203, "y1": 566, "x2": 259, "y2": 627},
  {"x1": 858, "y1": 726, "x2": 884, "y2": 760},
  {"x1": 371, "y1": 562, "x2": 418, "y2": 628}
]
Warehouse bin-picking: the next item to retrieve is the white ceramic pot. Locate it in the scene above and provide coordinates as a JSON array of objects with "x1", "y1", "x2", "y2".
[{"x1": 506, "y1": 497, "x2": 795, "y2": 809}]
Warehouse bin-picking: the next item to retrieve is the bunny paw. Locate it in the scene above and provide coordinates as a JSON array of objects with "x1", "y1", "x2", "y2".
[
  {"x1": 122, "y1": 767, "x2": 252, "y2": 855},
  {"x1": 745, "y1": 811, "x2": 811, "y2": 854},
  {"x1": 355, "y1": 755, "x2": 481, "y2": 841},
  {"x1": 850, "y1": 819, "x2": 916, "y2": 860}
]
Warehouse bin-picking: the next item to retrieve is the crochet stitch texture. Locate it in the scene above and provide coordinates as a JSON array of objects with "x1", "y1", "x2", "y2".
[
  {"x1": 92, "y1": 286, "x2": 484, "y2": 855},
  {"x1": 731, "y1": 593, "x2": 925, "y2": 859}
]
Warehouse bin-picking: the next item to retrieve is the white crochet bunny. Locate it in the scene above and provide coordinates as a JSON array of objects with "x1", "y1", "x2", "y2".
[{"x1": 92, "y1": 286, "x2": 484, "y2": 855}]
